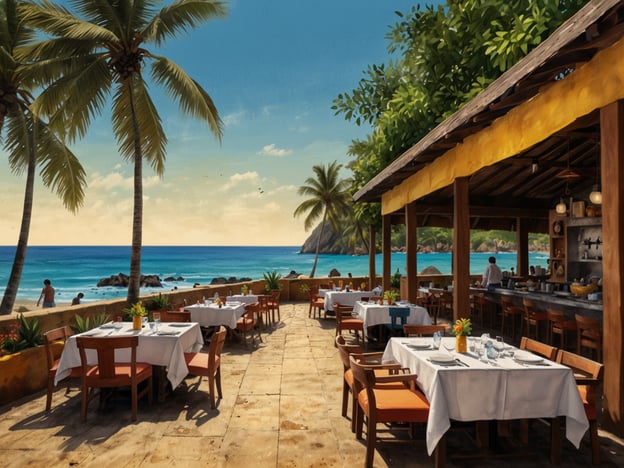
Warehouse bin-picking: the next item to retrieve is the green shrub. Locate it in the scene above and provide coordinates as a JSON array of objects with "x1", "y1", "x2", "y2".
[
  {"x1": 70, "y1": 313, "x2": 111, "y2": 334},
  {"x1": 2, "y1": 314, "x2": 42, "y2": 354}
]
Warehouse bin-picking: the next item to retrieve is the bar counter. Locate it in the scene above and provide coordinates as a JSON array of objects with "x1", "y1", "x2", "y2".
[{"x1": 480, "y1": 287, "x2": 602, "y2": 321}]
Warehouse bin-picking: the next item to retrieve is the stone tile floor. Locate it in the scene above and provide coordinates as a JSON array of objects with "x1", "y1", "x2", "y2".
[{"x1": 1, "y1": 302, "x2": 623, "y2": 467}]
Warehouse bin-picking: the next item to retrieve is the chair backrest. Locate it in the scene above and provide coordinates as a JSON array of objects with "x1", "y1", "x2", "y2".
[
  {"x1": 556, "y1": 349, "x2": 604, "y2": 406},
  {"x1": 369, "y1": 296, "x2": 383, "y2": 302},
  {"x1": 522, "y1": 298, "x2": 536, "y2": 314},
  {"x1": 258, "y1": 294, "x2": 270, "y2": 311},
  {"x1": 335, "y1": 335, "x2": 363, "y2": 371},
  {"x1": 208, "y1": 326, "x2": 227, "y2": 370},
  {"x1": 161, "y1": 310, "x2": 191, "y2": 322},
  {"x1": 270, "y1": 290, "x2": 280, "y2": 303},
  {"x1": 546, "y1": 308, "x2": 566, "y2": 324},
  {"x1": 349, "y1": 355, "x2": 376, "y2": 397},
  {"x1": 403, "y1": 324, "x2": 447, "y2": 337},
  {"x1": 519, "y1": 336, "x2": 557, "y2": 360},
  {"x1": 575, "y1": 314, "x2": 601, "y2": 334},
  {"x1": 44, "y1": 326, "x2": 73, "y2": 370},
  {"x1": 333, "y1": 303, "x2": 354, "y2": 325},
  {"x1": 389, "y1": 307, "x2": 410, "y2": 326},
  {"x1": 244, "y1": 302, "x2": 260, "y2": 323},
  {"x1": 76, "y1": 335, "x2": 139, "y2": 379}
]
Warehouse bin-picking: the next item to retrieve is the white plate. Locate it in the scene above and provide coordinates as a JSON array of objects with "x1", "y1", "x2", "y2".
[
  {"x1": 429, "y1": 353, "x2": 455, "y2": 364},
  {"x1": 514, "y1": 351, "x2": 544, "y2": 364},
  {"x1": 99, "y1": 324, "x2": 116, "y2": 329},
  {"x1": 157, "y1": 331, "x2": 180, "y2": 336},
  {"x1": 169, "y1": 323, "x2": 191, "y2": 327},
  {"x1": 406, "y1": 340, "x2": 431, "y2": 350}
]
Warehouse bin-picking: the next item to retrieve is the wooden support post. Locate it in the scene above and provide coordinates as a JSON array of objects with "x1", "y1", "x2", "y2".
[
  {"x1": 368, "y1": 224, "x2": 376, "y2": 291},
  {"x1": 382, "y1": 214, "x2": 392, "y2": 292},
  {"x1": 453, "y1": 178, "x2": 470, "y2": 320},
  {"x1": 516, "y1": 217, "x2": 529, "y2": 277},
  {"x1": 406, "y1": 202, "x2": 419, "y2": 303},
  {"x1": 600, "y1": 100, "x2": 624, "y2": 437}
]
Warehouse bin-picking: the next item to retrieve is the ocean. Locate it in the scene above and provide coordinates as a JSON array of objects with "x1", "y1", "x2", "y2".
[{"x1": 0, "y1": 246, "x2": 549, "y2": 303}]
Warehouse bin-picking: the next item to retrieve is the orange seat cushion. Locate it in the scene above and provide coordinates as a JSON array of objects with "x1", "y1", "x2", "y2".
[
  {"x1": 341, "y1": 319, "x2": 364, "y2": 330},
  {"x1": 85, "y1": 363, "x2": 151, "y2": 386},
  {"x1": 357, "y1": 387, "x2": 430, "y2": 422}
]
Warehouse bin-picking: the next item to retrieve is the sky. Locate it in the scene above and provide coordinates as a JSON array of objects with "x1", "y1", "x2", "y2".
[{"x1": 0, "y1": 0, "x2": 438, "y2": 246}]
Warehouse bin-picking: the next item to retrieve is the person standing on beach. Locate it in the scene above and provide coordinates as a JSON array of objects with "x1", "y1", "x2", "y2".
[
  {"x1": 36, "y1": 279, "x2": 56, "y2": 308},
  {"x1": 71, "y1": 292, "x2": 84, "y2": 305},
  {"x1": 482, "y1": 256, "x2": 503, "y2": 290}
]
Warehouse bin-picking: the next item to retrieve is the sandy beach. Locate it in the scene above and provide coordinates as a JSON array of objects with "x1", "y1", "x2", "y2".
[{"x1": 11, "y1": 300, "x2": 71, "y2": 314}]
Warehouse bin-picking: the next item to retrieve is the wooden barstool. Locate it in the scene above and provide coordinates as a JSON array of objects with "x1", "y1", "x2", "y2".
[
  {"x1": 575, "y1": 314, "x2": 602, "y2": 361},
  {"x1": 546, "y1": 308, "x2": 577, "y2": 350},
  {"x1": 522, "y1": 298, "x2": 548, "y2": 341},
  {"x1": 500, "y1": 296, "x2": 523, "y2": 340}
]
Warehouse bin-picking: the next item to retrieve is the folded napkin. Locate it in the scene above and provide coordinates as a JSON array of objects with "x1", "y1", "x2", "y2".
[
  {"x1": 99, "y1": 323, "x2": 116, "y2": 329},
  {"x1": 157, "y1": 330, "x2": 180, "y2": 336}
]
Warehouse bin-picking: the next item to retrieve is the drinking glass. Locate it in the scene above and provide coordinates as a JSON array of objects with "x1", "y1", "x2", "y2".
[
  {"x1": 432, "y1": 331, "x2": 441, "y2": 350},
  {"x1": 468, "y1": 337, "x2": 476, "y2": 353},
  {"x1": 477, "y1": 343, "x2": 487, "y2": 362},
  {"x1": 494, "y1": 336, "x2": 505, "y2": 357},
  {"x1": 153, "y1": 312, "x2": 161, "y2": 332}
]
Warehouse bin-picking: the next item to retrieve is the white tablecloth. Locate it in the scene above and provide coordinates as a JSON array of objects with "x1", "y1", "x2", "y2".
[
  {"x1": 226, "y1": 294, "x2": 259, "y2": 305},
  {"x1": 55, "y1": 322, "x2": 204, "y2": 390},
  {"x1": 324, "y1": 290, "x2": 372, "y2": 312},
  {"x1": 382, "y1": 337, "x2": 589, "y2": 455},
  {"x1": 353, "y1": 301, "x2": 432, "y2": 338},
  {"x1": 185, "y1": 302, "x2": 246, "y2": 329}
]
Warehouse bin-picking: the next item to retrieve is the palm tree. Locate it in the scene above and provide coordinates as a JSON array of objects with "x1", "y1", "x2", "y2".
[
  {"x1": 294, "y1": 161, "x2": 351, "y2": 278},
  {"x1": 20, "y1": 0, "x2": 226, "y2": 304},
  {"x1": 0, "y1": 0, "x2": 86, "y2": 315}
]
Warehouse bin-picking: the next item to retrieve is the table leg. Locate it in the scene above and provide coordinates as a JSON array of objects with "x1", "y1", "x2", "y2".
[{"x1": 154, "y1": 365, "x2": 168, "y2": 402}]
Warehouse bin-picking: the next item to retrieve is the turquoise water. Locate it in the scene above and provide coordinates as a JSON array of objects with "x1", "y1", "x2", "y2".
[{"x1": 0, "y1": 246, "x2": 548, "y2": 302}]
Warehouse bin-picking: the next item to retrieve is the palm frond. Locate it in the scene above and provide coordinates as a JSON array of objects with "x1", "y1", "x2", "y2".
[
  {"x1": 150, "y1": 55, "x2": 222, "y2": 141},
  {"x1": 4, "y1": 106, "x2": 33, "y2": 173},
  {"x1": 34, "y1": 118, "x2": 86, "y2": 212},
  {"x1": 31, "y1": 54, "x2": 112, "y2": 141},
  {"x1": 144, "y1": 0, "x2": 227, "y2": 45},
  {"x1": 111, "y1": 77, "x2": 167, "y2": 174},
  {"x1": 19, "y1": 1, "x2": 118, "y2": 43}
]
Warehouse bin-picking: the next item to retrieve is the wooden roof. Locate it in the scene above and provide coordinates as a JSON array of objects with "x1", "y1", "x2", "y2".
[{"x1": 354, "y1": 0, "x2": 624, "y2": 231}]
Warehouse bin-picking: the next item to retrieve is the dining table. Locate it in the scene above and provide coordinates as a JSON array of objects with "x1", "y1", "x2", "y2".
[
  {"x1": 184, "y1": 301, "x2": 246, "y2": 329},
  {"x1": 353, "y1": 301, "x2": 432, "y2": 338},
  {"x1": 323, "y1": 290, "x2": 372, "y2": 312},
  {"x1": 382, "y1": 337, "x2": 589, "y2": 461},
  {"x1": 55, "y1": 321, "x2": 204, "y2": 401},
  {"x1": 225, "y1": 294, "x2": 259, "y2": 305}
]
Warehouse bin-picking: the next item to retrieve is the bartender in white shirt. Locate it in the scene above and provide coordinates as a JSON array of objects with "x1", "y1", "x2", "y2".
[{"x1": 482, "y1": 256, "x2": 503, "y2": 290}]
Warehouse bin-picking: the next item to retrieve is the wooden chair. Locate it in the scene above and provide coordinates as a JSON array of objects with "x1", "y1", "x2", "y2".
[
  {"x1": 160, "y1": 310, "x2": 191, "y2": 322},
  {"x1": 403, "y1": 324, "x2": 447, "y2": 337},
  {"x1": 368, "y1": 296, "x2": 383, "y2": 303},
  {"x1": 257, "y1": 294, "x2": 272, "y2": 328},
  {"x1": 575, "y1": 314, "x2": 602, "y2": 362},
  {"x1": 427, "y1": 293, "x2": 442, "y2": 325},
  {"x1": 519, "y1": 336, "x2": 557, "y2": 360},
  {"x1": 500, "y1": 295, "x2": 523, "y2": 340},
  {"x1": 236, "y1": 302, "x2": 261, "y2": 348},
  {"x1": 334, "y1": 302, "x2": 364, "y2": 343},
  {"x1": 556, "y1": 350, "x2": 604, "y2": 465},
  {"x1": 268, "y1": 290, "x2": 281, "y2": 323},
  {"x1": 439, "y1": 290, "x2": 453, "y2": 319},
  {"x1": 384, "y1": 306, "x2": 410, "y2": 339},
  {"x1": 44, "y1": 326, "x2": 82, "y2": 411},
  {"x1": 546, "y1": 308, "x2": 577, "y2": 350},
  {"x1": 308, "y1": 287, "x2": 325, "y2": 319},
  {"x1": 75, "y1": 335, "x2": 153, "y2": 422},
  {"x1": 522, "y1": 298, "x2": 548, "y2": 341},
  {"x1": 184, "y1": 326, "x2": 227, "y2": 409},
  {"x1": 350, "y1": 355, "x2": 430, "y2": 467},
  {"x1": 335, "y1": 336, "x2": 402, "y2": 432}
]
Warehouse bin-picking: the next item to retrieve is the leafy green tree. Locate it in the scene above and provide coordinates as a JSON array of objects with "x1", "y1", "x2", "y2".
[
  {"x1": 0, "y1": 0, "x2": 86, "y2": 315},
  {"x1": 294, "y1": 161, "x2": 351, "y2": 278},
  {"x1": 21, "y1": 0, "x2": 226, "y2": 304},
  {"x1": 334, "y1": 0, "x2": 586, "y2": 197}
]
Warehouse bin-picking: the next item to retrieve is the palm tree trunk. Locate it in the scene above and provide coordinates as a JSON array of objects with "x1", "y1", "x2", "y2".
[
  {"x1": 126, "y1": 84, "x2": 143, "y2": 305},
  {"x1": 310, "y1": 210, "x2": 327, "y2": 278},
  {"x1": 0, "y1": 130, "x2": 36, "y2": 315}
]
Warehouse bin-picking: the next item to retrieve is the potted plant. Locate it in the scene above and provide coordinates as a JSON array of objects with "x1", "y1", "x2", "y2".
[
  {"x1": 263, "y1": 271, "x2": 282, "y2": 293},
  {"x1": 383, "y1": 290, "x2": 399, "y2": 305},
  {"x1": 148, "y1": 293, "x2": 170, "y2": 312},
  {"x1": 1, "y1": 313, "x2": 42, "y2": 354},
  {"x1": 70, "y1": 313, "x2": 111, "y2": 334},
  {"x1": 124, "y1": 302, "x2": 147, "y2": 330}
]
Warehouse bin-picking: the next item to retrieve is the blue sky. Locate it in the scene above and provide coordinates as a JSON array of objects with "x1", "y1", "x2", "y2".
[{"x1": 0, "y1": 0, "x2": 439, "y2": 246}]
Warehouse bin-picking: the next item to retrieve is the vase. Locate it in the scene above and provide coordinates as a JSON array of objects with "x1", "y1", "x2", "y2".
[
  {"x1": 132, "y1": 315, "x2": 142, "y2": 330},
  {"x1": 456, "y1": 335, "x2": 467, "y2": 353}
]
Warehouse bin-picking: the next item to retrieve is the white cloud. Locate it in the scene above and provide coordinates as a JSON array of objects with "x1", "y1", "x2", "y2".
[
  {"x1": 221, "y1": 171, "x2": 259, "y2": 191},
  {"x1": 89, "y1": 172, "x2": 161, "y2": 190},
  {"x1": 222, "y1": 111, "x2": 246, "y2": 127},
  {"x1": 257, "y1": 144, "x2": 293, "y2": 157}
]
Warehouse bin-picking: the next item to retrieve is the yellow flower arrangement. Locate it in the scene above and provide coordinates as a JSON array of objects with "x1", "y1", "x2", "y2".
[
  {"x1": 125, "y1": 302, "x2": 147, "y2": 318},
  {"x1": 452, "y1": 317, "x2": 472, "y2": 336}
]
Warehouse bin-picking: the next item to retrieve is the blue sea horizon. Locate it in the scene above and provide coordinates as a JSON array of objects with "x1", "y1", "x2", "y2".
[{"x1": 0, "y1": 246, "x2": 549, "y2": 302}]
